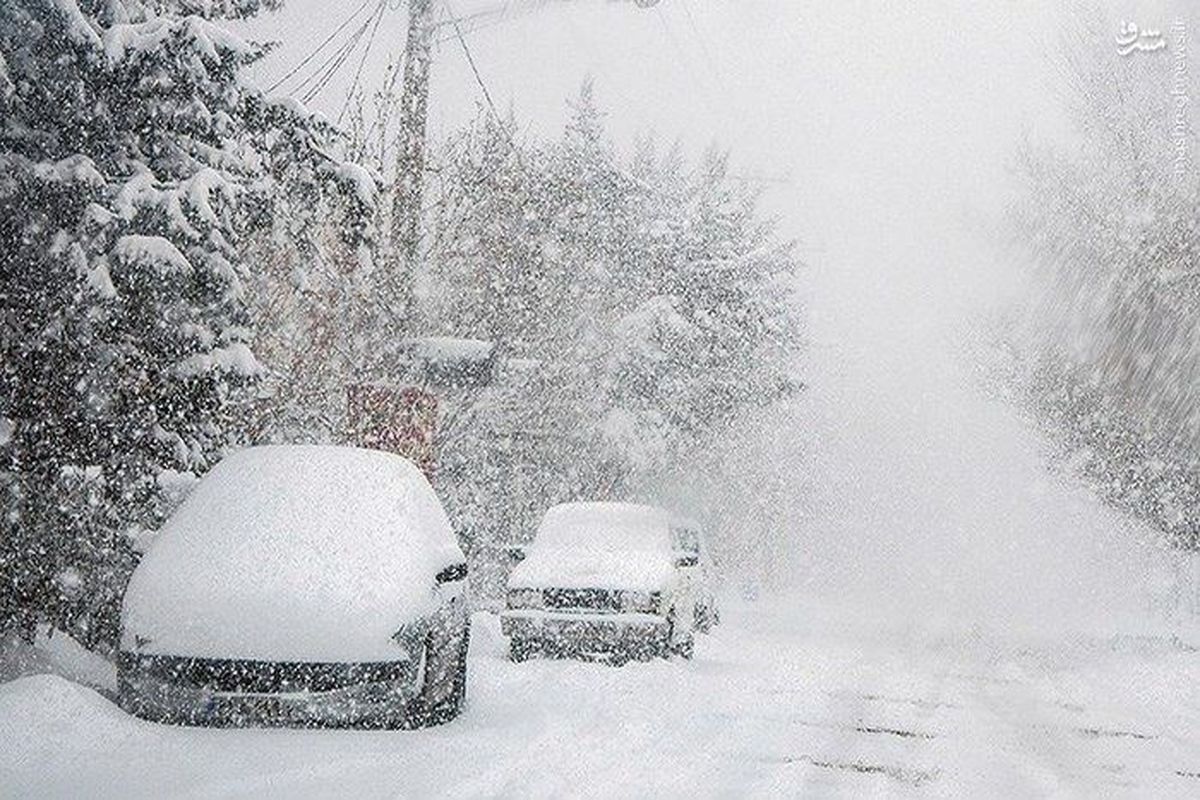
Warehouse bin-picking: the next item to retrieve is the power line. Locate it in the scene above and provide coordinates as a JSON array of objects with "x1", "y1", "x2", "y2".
[
  {"x1": 679, "y1": 0, "x2": 722, "y2": 86},
  {"x1": 337, "y1": 1, "x2": 389, "y2": 124},
  {"x1": 447, "y1": 1, "x2": 500, "y2": 120},
  {"x1": 445, "y1": 0, "x2": 528, "y2": 173},
  {"x1": 267, "y1": 0, "x2": 378, "y2": 94},
  {"x1": 300, "y1": 5, "x2": 382, "y2": 105},
  {"x1": 653, "y1": 4, "x2": 719, "y2": 121},
  {"x1": 291, "y1": 21, "x2": 369, "y2": 99}
]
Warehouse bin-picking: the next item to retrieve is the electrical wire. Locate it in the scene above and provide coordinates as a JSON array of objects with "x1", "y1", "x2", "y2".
[
  {"x1": 290, "y1": 19, "x2": 370, "y2": 99},
  {"x1": 447, "y1": 1, "x2": 500, "y2": 120},
  {"x1": 679, "y1": 0, "x2": 722, "y2": 87},
  {"x1": 337, "y1": 0, "x2": 389, "y2": 124},
  {"x1": 300, "y1": 5, "x2": 381, "y2": 104},
  {"x1": 653, "y1": 5, "x2": 721, "y2": 122},
  {"x1": 267, "y1": 0, "x2": 379, "y2": 94}
]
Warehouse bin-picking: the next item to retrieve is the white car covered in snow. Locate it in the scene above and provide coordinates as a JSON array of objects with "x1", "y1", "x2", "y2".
[
  {"x1": 501, "y1": 502, "x2": 715, "y2": 663},
  {"x1": 118, "y1": 445, "x2": 470, "y2": 729}
]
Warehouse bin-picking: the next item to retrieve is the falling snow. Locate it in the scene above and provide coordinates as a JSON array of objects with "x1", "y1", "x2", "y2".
[{"x1": 2, "y1": 1, "x2": 1199, "y2": 797}]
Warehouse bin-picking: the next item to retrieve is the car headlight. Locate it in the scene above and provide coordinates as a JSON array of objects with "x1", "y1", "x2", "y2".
[
  {"x1": 391, "y1": 623, "x2": 425, "y2": 661},
  {"x1": 619, "y1": 590, "x2": 662, "y2": 614},
  {"x1": 507, "y1": 587, "x2": 543, "y2": 609}
]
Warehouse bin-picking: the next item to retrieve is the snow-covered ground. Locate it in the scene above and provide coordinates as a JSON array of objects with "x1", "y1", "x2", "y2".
[{"x1": 3, "y1": 601, "x2": 1198, "y2": 799}]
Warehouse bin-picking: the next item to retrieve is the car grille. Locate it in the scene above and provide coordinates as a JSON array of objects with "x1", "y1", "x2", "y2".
[
  {"x1": 119, "y1": 652, "x2": 412, "y2": 694},
  {"x1": 542, "y1": 588, "x2": 620, "y2": 612}
]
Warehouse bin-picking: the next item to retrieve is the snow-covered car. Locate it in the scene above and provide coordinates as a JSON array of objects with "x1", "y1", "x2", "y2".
[
  {"x1": 118, "y1": 445, "x2": 470, "y2": 729},
  {"x1": 501, "y1": 502, "x2": 710, "y2": 663}
]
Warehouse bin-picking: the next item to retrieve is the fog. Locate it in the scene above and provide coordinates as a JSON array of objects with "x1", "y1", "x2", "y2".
[{"x1": 239, "y1": 0, "x2": 1196, "y2": 638}]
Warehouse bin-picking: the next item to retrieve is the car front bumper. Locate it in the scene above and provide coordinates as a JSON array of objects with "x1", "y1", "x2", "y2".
[
  {"x1": 500, "y1": 609, "x2": 671, "y2": 657},
  {"x1": 118, "y1": 652, "x2": 425, "y2": 729}
]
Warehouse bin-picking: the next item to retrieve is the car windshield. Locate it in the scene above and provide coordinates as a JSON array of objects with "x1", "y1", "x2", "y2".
[{"x1": 534, "y1": 504, "x2": 671, "y2": 554}]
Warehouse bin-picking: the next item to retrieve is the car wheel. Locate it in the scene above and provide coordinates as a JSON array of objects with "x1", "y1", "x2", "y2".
[
  {"x1": 509, "y1": 636, "x2": 535, "y2": 662},
  {"x1": 422, "y1": 629, "x2": 470, "y2": 727},
  {"x1": 666, "y1": 610, "x2": 695, "y2": 660},
  {"x1": 672, "y1": 631, "x2": 695, "y2": 660}
]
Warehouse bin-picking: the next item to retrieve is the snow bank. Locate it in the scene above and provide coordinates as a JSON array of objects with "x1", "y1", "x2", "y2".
[
  {"x1": 0, "y1": 675, "x2": 135, "y2": 757},
  {"x1": 510, "y1": 503, "x2": 679, "y2": 591},
  {"x1": 5, "y1": 601, "x2": 1200, "y2": 797},
  {"x1": 35, "y1": 627, "x2": 117, "y2": 694},
  {"x1": 1, "y1": 625, "x2": 114, "y2": 694},
  {"x1": 121, "y1": 446, "x2": 463, "y2": 662}
]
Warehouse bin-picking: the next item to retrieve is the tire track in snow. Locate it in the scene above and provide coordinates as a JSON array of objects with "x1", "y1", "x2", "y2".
[{"x1": 743, "y1": 635, "x2": 949, "y2": 795}]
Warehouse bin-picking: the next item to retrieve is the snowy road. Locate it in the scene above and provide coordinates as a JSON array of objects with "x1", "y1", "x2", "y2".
[{"x1": 3, "y1": 599, "x2": 1199, "y2": 799}]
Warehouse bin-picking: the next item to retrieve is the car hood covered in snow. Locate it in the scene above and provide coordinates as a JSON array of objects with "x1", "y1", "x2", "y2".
[
  {"x1": 121, "y1": 446, "x2": 463, "y2": 663},
  {"x1": 508, "y1": 502, "x2": 680, "y2": 592},
  {"x1": 509, "y1": 549, "x2": 678, "y2": 592}
]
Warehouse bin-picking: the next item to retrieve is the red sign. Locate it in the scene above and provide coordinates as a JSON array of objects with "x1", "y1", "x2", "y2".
[{"x1": 346, "y1": 384, "x2": 438, "y2": 481}]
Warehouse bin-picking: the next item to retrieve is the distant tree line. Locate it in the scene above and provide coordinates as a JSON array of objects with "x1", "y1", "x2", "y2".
[{"x1": 1006, "y1": 17, "x2": 1199, "y2": 550}]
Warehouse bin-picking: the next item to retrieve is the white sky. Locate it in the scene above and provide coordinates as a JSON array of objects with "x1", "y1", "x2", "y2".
[{"x1": 240, "y1": 2, "x2": 1072, "y2": 232}]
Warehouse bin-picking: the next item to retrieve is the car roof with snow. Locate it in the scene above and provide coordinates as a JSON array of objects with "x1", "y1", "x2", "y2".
[
  {"x1": 121, "y1": 445, "x2": 463, "y2": 663},
  {"x1": 508, "y1": 502, "x2": 680, "y2": 591}
]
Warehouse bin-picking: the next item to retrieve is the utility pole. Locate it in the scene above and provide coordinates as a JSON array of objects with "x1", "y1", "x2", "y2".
[
  {"x1": 391, "y1": 0, "x2": 436, "y2": 329},
  {"x1": 387, "y1": 0, "x2": 661, "y2": 329}
]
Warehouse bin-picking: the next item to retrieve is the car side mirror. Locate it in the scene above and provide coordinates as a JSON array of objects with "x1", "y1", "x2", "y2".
[
  {"x1": 675, "y1": 554, "x2": 698, "y2": 568},
  {"x1": 435, "y1": 562, "x2": 468, "y2": 584}
]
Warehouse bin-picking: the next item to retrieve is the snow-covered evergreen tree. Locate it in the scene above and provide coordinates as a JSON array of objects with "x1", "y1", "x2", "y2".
[
  {"x1": 423, "y1": 83, "x2": 801, "y2": 571},
  {"x1": 0, "y1": 0, "x2": 373, "y2": 646}
]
